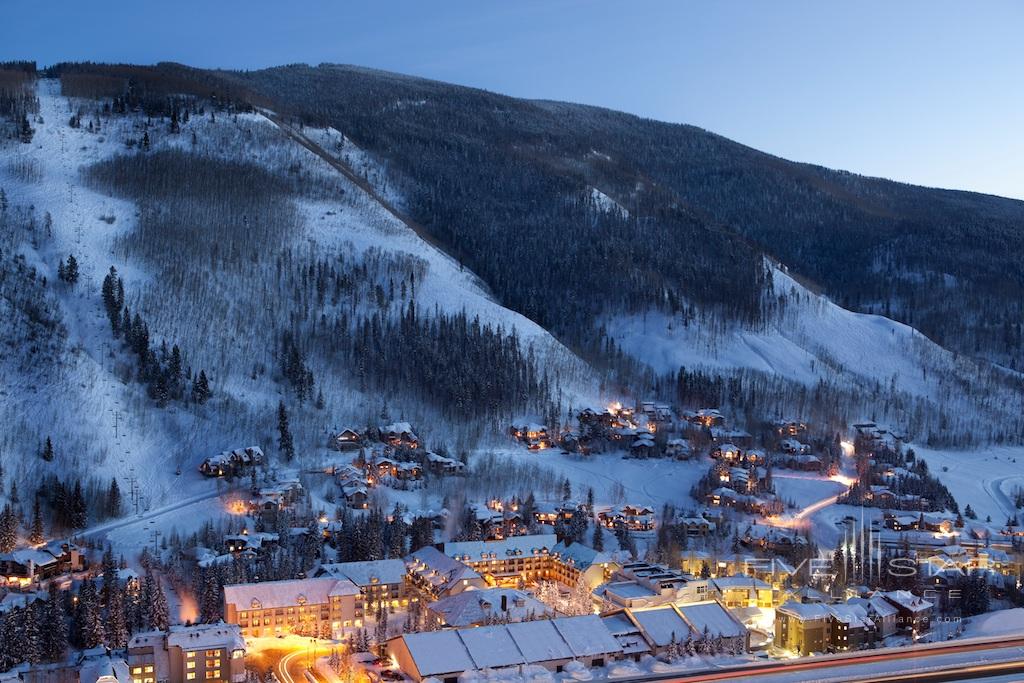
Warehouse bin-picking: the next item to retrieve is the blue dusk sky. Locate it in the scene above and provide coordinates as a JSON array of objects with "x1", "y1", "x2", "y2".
[{"x1": 3, "y1": 1, "x2": 1022, "y2": 199}]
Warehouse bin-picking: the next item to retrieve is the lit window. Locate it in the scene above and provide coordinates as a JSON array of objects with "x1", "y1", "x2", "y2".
[
  {"x1": 187, "y1": 675, "x2": 196, "y2": 681},
  {"x1": 187, "y1": 662, "x2": 196, "y2": 670}
]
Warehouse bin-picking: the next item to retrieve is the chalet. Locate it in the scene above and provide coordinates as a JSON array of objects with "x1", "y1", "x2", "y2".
[
  {"x1": 560, "y1": 431, "x2": 592, "y2": 455},
  {"x1": 686, "y1": 409, "x2": 725, "y2": 427},
  {"x1": 380, "y1": 421, "x2": 419, "y2": 449},
  {"x1": 630, "y1": 434, "x2": 656, "y2": 458},
  {"x1": 783, "y1": 453, "x2": 822, "y2": 471},
  {"x1": 789, "y1": 586, "x2": 831, "y2": 604},
  {"x1": 866, "y1": 486, "x2": 897, "y2": 507},
  {"x1": 0, "y1": 541, "x2": 85, "y2": 586},
  {"x1": 425, "y1": 451, "x2": 465, "y2": 476},
  {"x1": 248, "y1": 480, "x2": 303, "y2": 523},
  {"x1": 533, "y1": 501, "x2": 582, "y2": 527},
  {"x1": 677, "y1": 516, "x2": 716, "y2": 537},
  {"x1": 199, "y1": 446, "x2": 263, "y2": 477},
  {"x1": 712, "y1": 443, "x2": 742, "y2": 462},
  {"x1": 879, "y1": 590, "x2": 932, "y2": 633},
  {"x1": 744, "y1": 448, "x2": 766, "y2": 465},
  {"x1": 329, "y1": 428, "x2": 363, "y2": 450},
  {"x1": 665, "y1": 438, "x2": 692, "y2": 459},
  {"x1": 224, "y1": 531, "x2": 278, "y2": 555},
  {"x1": 779, "y1": 439, "x2": 811, "y2": 455},
  {"x1": 884, "y1": 513, "x2": 921, "y2": 532},
  {"x1": 599, "y1": 505, "x2": 655, "y2": 532},
  {"x1": 742, "y1": 525, "x2": 807, "y2": 553},
  {"x1": 510, "y1": 422, "x2": 552, "y2": 450},
  {"x1": 710, "y1": 427, "x2": 753, "y2": 447},
  {"x1": 775, "y1": 419, "x2": 808, "y2": 437},
  {"x1": 706, "y1": 488, "x2": 779, "y2": 516},
  {"x1": 342, "y1": 482, "x2": 369, "y2": 509}
]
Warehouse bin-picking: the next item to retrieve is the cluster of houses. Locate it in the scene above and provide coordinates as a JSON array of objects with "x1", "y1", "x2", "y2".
[
  {"x1": 330, "y1": 438, "x2": 465, "y2": 509},
  {"x1": 328, "y1": 421, "x2": 421, "y2": 452},
  {"x1": 198, "y1": 446, "x2": 263, "y2": 478},
  {"x1": 775, "y1": 590, "x2": 932, "y2": 655}
]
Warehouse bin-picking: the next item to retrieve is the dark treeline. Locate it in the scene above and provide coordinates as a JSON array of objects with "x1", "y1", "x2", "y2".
[
  {"x1": 101, "y1": 266, "x2": 211, "y2": 406},
  {"x1": 46, "y1": 61, "x2": 263, "y2": 117},
  {"x1": 222, "y1": 64, "x2": 768, "y2": 362},
  {"x1": 86, "y1": 149, "x2": 302, "y2": 271},
  {"x1": 0, "y1": 65, "x2": 38, "y2": 142},
  {"x1": 333, "y1": 303, "x2": 554, "y2": 423},
  {"x1": 224, "y1": 63, "x2": 1024, "y2": 369}
]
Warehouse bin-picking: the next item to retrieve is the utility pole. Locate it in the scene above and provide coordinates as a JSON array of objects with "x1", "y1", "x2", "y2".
[
  {"x1": 151, "y1": 529, "x2": 162, "y2": 554},
  {"x1": 127, "y1": 471, "x2": 139, "y2": 515}
]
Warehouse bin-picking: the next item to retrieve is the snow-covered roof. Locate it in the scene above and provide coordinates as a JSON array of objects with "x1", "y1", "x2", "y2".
[
  {"x1": 677, "y1": 601, "x2": 746, "y2": 638},
  {"x1": 223, "y1": 577, "x2": 358, "y2": 611},
  {"x1": 552, "y1": 614, "x2": 623, "y2": 657},
  {"x1": 505, "y1": 620, "x2": 575, "y2": 662},
  {"x1": 406, "y1": 546, "x2": 483, "y2": 592},
  {"x1": 166, "y1": 622, "x2": 245, "y2": 652},
  {"x1": 317, "y1": 559, "x2": 407, "y2": 587},
  {"x1": 428, "y1": 588, "x2": 549, "y2": 627},
  {"x1": 401, "y1": 630, "x2": 476, "y2": 677},
  {"x1": 552, "y1": 541, "x2": 612, "y2": 570},
  {"x1": 395, "y1": 614, "x2": 622, "y2": 676},
  {"x1": 458, "y1": 625, "x2": 528, "y2": 669},
  {"x1": 629, "y1": 606, "x2": 692, "y2": 646},
  {"x1": 777, "y1": 600, "x2": 832, "y2": 621},
  {"x1": 381, "y1": 421, "x2": 415, "y2": 435},
  {"x1": 879, "y1": 590, "x2": 932, "y2": 613},
  {"x1": 712, "y1": 575, "x2": 771, "y2": 591},
  {"x1": 828, "y1": 604, "x2": 873, "y2": 629},
  {"x1": 444, "y1": 534, "x2": 557, "y2": 561}
]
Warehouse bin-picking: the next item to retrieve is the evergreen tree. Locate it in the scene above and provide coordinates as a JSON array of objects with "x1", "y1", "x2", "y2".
[
  {"x1": 106, "y1": 478, "x2": 122, "y2": 518},
  {"x1": 277, "y1": 401, "x2": 295, "y2": 462},
  {"x1": 151, "y1": 577, "x2": 170, "y2": 630},
  {"x1": 592, "y1": 521, "x2": 604, "y2": 552},
  {"x1": 28, "y1": 496, "x2": 44, "y2": 545},
  {"x1": 64, "y1": 255, "x2": 79, "y2": 284},
  {"x1": 41, "y1": 436, "x2": 54, "y2": 462},
  {"x1": 43, "y1": 586, "x2": 68, "y2": 662},
  {"x1": 0, "y1": 505, "x2": 17, "y2": 552},
  {"x1": 191, "y1": 370, "x2": 212, "y2": 404},
  {"x1": 106, "y1": 582, "x2": 129, "y2": 649}
]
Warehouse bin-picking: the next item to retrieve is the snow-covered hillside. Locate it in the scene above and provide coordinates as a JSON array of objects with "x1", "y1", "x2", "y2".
[
  {"x1": 606, "y1": 265, "x2": 1024, "y2": 444},
  {"x1": 0, "y1": 79, "x2": 598, "y2": 512}
]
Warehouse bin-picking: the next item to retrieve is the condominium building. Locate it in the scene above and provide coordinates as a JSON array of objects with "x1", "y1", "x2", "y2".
[
  {"x1": 126, "y1": 622, "x2": 245, "y2": 683},
  {"x1": 223, "y1": 577, "x2": 360, "y2": 639}
]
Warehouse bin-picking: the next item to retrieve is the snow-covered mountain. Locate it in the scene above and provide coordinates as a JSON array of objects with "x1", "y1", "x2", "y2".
[
  {"x1": 1, "y1": 64, "x2": 1021, "y2": 517},
  {"x1": 0, "y1": 79, "x2": 598, "y2": 511}
]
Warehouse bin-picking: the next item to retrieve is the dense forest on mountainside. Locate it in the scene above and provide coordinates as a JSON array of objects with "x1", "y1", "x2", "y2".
[{"x1": 224, "y1": 63, "x2": 1024, "y2": 369}]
